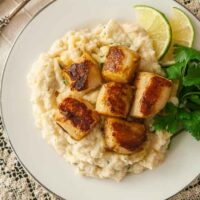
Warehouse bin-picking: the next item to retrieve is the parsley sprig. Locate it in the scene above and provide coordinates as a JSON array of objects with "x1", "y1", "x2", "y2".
[{"x1": 153, "y1": 45, "x2": 200, "y2": 140}]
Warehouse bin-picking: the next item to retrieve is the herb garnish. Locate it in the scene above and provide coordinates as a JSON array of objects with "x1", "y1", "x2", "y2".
[{"x1": 153, "y1": 45, "x2": 200, "y2": 140}]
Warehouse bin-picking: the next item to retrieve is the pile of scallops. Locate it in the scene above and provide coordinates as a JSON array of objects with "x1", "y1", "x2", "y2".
[{"x1": 55, "y1": 46, "x2": 172, "y2": 155}]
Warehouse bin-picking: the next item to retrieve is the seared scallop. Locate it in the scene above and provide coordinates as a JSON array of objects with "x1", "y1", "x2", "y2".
[
  {"x1": 62, "y1": 53, "x2": 102, "y2": 93},
  {"x1": 105, "y1": 118, "x2": 147, "y2": 154},
  {"x1": 95, "y1": 82, "x2": 133, "y2": 118},
  {"x1": 130, "y1": 72, "x2": 172, "y2": 118},
  {"x1": 102, "y1": 45, "x2": 140, "y2": 83},
  {"x1": 54, "y1": 97, "x2": 99, "y2": 140}
]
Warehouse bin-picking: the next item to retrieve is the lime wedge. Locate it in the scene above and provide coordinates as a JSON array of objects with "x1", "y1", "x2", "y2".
[
  {"x1": 161, "y1": 7, "x2": 195, "y2": 65},
  {"x1": 134, "y1": 5, "x2": 172, "y2": 60}
]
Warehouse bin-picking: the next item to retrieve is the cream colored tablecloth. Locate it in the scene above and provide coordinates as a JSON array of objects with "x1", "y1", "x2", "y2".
[{"x1": 0, "y1": 0, "x2": 200, "y2": 199}]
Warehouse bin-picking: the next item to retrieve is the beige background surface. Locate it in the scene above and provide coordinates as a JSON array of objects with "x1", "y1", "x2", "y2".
[{"x1": 0, "y1": 0, "x2": 200, "y2": 199}]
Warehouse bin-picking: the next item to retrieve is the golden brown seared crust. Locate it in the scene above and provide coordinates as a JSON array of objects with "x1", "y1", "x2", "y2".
[
  {"x1": 55, "y1": 97, "x2": 100, "y2": 140},
  {"x1": 102, "y1": 45, "x2": 140, "y2": 83},
  {"x1": 65, "y1": 61, "x2": 90, "y2": 91},
  {"x1": 140, "y1": 76, "x2": 172, "y2": 115},
  {"x1": 112, "y1": 121, "x2": 146, "y2": 151},
  {"x1": 95, "y1": 82, "x2": 133, "y2": 118},
  {"x1": 106, "y1": 83, "x2": 130, "y2": 116},
  {"x1": 105, "y1": 118, "x2": 147, "y2": 154},
  {"x1": 59, "y1": 97, "x2": 98, "y2": 132},
  {"x1": 130, "y1": 72, "x2": 173, "y2": 118},
  {"x1": 105, "y1": 46, "x2": 125, "y2": 72},
  {"x1": 62, "y1": 53, "x2": 102, "y2": 93}
]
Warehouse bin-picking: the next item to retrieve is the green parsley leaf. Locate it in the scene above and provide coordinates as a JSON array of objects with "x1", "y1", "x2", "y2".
[
  {"x1": 174, "y1": 44, "x2": 200, "y2": 63},
  {"x1": 179, "y1": 87, "x2": 200, "y2": 110},
  {"x1": 154, "y1": 103, "x2": 200, "y2": 140},
  {"x1": 179, "y1": 110, "x2": 200, "y2": 140},
  {"x1": 165, "y1": 62, "x2": 184, "y2": 80},
  {"x1": 182, "y1": 61, "x2": 200, "y2": 87},
  {"x1": 189, "y1": 94, "x2": 200, "y2": 105},
  {"x1": 154, "y1": 45, "x2": 200, "y2": 141},
  {"x1": 154, "y1": 103, "x2": 180, "y2": 134}
]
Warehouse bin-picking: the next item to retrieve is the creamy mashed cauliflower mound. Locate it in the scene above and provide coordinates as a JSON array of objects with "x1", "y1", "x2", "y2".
[{"x1": 28, "y1": 20, "x2": 171, "y2": 181}]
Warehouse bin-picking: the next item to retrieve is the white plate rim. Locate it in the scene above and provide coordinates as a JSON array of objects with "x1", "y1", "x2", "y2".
[
  {"x1": 0, "y1": 1, "x2": 64, "y2": 199},
  {"x1": 0, "y1": 1, "x2": 199, "y2": 199}
]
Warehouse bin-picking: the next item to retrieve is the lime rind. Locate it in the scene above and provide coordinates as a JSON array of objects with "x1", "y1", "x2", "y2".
[
  {"x1": 134, "y1": 5, "x2": 172, "y2": 60},
  {"x1": 172, "y1": 7, "x2": 195, "y2": 47},
  {"x1": 161, "y1": 7, "x2": 195, "y2": 66}
]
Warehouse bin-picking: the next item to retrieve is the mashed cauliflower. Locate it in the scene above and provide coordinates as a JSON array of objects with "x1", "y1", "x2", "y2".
[{"x1": 27, "y1": 20, "x2": 170, "y2": 181}]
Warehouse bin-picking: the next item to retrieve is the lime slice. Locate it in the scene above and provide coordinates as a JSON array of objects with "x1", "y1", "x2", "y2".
[
  {"x1": 161, "y1": 7, "x2": 195, "y2": 65},
  {"x1": 134, "y1": 5, "x2": 172, "y2": 60}
]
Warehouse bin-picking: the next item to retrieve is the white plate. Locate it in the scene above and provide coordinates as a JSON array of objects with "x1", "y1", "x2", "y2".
[{"x1": 1, "y1": 0, "x2": 200, "y2": 199}]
